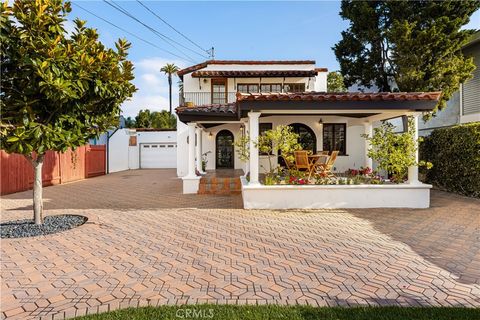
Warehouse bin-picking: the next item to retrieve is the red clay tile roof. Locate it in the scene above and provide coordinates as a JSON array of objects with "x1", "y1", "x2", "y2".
[
  {"x1": 177, "y1": 60, "x2": 317, "y2": 76},
  {"x1": 236, "y1": 91, "x2": 442, "y2": 102},
  {"x1": 191, "y1": 70, "x2": 318, "y2": 78},
  {"x1": 176, "y1": 103, "x2": 237, "y2": 115}
]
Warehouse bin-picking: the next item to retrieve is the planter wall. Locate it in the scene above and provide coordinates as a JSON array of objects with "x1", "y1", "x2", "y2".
[{"x1": 241, "y1": 177, "x2": 431, "y2": 209}]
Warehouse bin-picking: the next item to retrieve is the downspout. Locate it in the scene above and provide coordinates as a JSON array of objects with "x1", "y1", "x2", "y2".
[{"x1": 106, "y1": 128, "x2": 120, "y2": 174}]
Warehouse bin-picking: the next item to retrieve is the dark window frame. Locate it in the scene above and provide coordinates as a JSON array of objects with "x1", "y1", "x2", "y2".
[
  {"x1": 322, "y1": 123, "x2": 347, "y2": 156},
  {"x1": 284, "y1": 83, "x2": 306, "y2": 93},
  {"x1": 260, "y1": 83, "x2": 282, "y2": 93},
  {"x1": 237, "y1": 83, "x2": 259, "y2": 93}
]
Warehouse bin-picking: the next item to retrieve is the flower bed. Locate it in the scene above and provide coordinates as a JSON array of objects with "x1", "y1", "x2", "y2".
[{"x1": 263, "y1": 167, "x2": 386, "y2": 186}]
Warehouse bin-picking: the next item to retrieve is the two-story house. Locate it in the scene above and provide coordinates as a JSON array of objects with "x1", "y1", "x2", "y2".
[
  {"x1": 176, "y1": 60, "x2": 328, "y2": 177},
  {"x1": 175, "y1": 59, "x2": 440, "y2": 209}
]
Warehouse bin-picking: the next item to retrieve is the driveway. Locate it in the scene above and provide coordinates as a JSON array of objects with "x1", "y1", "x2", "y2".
[{"x1": 1, "y1": 169, "x2": 479, "y2": 319}]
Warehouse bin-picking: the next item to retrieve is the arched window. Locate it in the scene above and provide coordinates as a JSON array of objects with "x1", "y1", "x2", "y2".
[
  {"x1": 289, "y1": 123, "x2": 317, "y2": 153},
  {"x1": 215, "y1": 130, "x2": 234, "y2": 168}
]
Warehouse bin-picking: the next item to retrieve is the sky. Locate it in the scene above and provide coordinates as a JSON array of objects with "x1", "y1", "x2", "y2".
[{"x1": 68, "y1": 1, "x2": 480, "y2": 117}]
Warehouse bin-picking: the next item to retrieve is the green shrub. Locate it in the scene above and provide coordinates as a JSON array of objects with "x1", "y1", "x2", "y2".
[{"x1": 420, "y1": 122, "x2": 480, "y2": 197}]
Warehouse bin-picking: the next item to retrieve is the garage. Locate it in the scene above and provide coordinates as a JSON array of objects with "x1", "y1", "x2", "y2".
[{"x1": 140, "y1": 143, "x2": 177, "y2": 168}]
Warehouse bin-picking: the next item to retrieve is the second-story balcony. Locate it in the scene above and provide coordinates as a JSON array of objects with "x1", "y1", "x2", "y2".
[{"x1": 179, "y1": 92, "x2": 238, "y2": 106}]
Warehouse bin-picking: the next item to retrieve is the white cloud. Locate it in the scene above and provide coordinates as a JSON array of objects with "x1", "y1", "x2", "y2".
[{"x1": 121, "y1": 57, "x2": 187, "y2": 117}]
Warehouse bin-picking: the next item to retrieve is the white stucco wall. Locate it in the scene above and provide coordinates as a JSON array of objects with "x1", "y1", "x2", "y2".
[
  {"x1": 109, "y1": 129, "x2": 177, "y2": 173},
  {"x1": 314, "y1": 72, "x2": 328, "y2": 92},
  {"x1": 108, "y1": 129, "x2": 131, "y2": 173},
  {"x1": 177, "y1": 121, "x2": 188, "y2": 177},
  {"x1": 255, "y1": 115, "x2": 366, "y2": 173},
  {"x1": 176, "y1": 116, "x2": 370, "y2": 177}
]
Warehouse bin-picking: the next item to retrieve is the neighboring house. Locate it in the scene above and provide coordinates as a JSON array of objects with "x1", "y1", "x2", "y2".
[
  {"x1": 89, "y1": 115, "x2": 127, "y2": 145},
  {"x1": 108, "y1": 128, "x2": 176, "y2": 173},
  {"x1": 347, "y1": 31, "x2": 480, "y2": 136},
  {"x1": 418, "y1": 30, "x2": 480, "y2": 136},
  {"x1": 175, "y1": 60, "x2": 441, "y2": 209}
]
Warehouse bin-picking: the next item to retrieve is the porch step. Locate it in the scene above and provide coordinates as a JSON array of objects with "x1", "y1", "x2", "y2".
[{"x1": 198, "y1": 176, "x2": 242, "y2": 195}]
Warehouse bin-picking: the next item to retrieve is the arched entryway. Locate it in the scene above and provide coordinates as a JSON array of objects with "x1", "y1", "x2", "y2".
[
  {"x1": 279, "y1": 123, "x2": 317, "y2": 166},
  {"x1": 290, "y1": 123, "x2": 317, "y2": 153},
  {"x1": 216, "y1": 130, "x2": 234, "y2": 168}
]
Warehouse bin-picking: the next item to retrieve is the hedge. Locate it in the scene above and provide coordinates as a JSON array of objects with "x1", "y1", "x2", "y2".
[{"x1": 420, "y1": 122, "x2": 480, "y2": 198}]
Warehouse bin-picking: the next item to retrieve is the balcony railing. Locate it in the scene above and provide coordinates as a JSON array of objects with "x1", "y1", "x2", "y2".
[{"x1": 179, "y1": 92, "x2": 237, "y2": 106}]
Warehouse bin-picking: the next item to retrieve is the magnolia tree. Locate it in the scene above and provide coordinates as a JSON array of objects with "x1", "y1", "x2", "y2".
[{"x1": 0, "y1": 0, "x2": 136, "y2": 224}]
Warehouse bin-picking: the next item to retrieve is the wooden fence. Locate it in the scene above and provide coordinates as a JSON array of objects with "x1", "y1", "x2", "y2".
[{"x1": 0, "y1": 145, "x2": 106, "y2": 195}]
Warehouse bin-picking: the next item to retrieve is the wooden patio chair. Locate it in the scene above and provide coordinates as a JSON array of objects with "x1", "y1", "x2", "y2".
[
  {"x1": 294, "y1": 151, "x2": 311, "y2": 172},
  {"x1": 308, "y1": 155, "x2": 329, "y2": 179},
  {"x1": 320, "y1": 150, "x2": 330, "y2": 155},
  {"x1": 282, "y1": 155, "x2": 295, "y2": 171},
  {"x1": 311, "y1": 151, "x2": 339, "y2": 178}
]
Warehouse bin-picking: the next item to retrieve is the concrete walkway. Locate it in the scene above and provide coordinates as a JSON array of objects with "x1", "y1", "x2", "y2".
[{"x1": 1, "y1": 169, "x2": 479, "y2": 319}]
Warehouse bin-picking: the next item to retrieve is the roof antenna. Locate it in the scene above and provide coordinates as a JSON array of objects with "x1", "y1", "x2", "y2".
[{"x1": 207, "y1": 47, "x2": 215, "y2": 60}]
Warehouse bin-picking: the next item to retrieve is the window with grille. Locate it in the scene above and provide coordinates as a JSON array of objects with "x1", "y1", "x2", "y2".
[
  {"x1": 260, "y1": 84, "x2": 282, "y2": 92},
  {"x1": 284, "y1": 83, "x2": 306, "y2": 92},
  {"x1": 237, "y1": 84, "x2": 259, "y2": 93},
  {"x1": 323, "y1": 124, "x2": 346, "y2": 155},
  {"x1": 211, "y1": 79, "x2": 227, "y2": 104}
]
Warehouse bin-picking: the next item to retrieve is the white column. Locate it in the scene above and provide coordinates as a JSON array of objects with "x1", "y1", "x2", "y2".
[
  {"x1": 182, "y1": 122, "x2": 201, "y2": 194},
  {"x1": 241, "y1": 122, "x2": 249, "y2": 177},
  {"x1": 195, "y1": 127, "x2": 204, "y2": 174},
  {"x1": 187, "y1": 122, "x2": 197, "y2": 178},
  {"x1": 408, "y1": 114, "x2": 420, "y2": 185},
  {"x1": 363, "y1": 121, "x2": 373, "y2": 169},
  {"x1": 248, "y1": 112, "x2": 261, "y2": 185}
]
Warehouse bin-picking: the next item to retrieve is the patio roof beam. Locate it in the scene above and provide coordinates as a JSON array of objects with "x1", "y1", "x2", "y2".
[
  {"x1": 238, "y1": 100, "x2": 437, "y2": 112},
  {"x1": 249, "y1": 109, "x2": 412, "y2": 115}
]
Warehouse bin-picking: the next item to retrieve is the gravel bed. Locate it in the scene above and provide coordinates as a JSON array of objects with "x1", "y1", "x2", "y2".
[{"x1": 1, "y1": 215, "x2": 87, "y2": 238}]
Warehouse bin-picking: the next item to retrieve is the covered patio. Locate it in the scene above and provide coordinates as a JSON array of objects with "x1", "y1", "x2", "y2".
[{"x1": 176, "y1": 92, "x2": 442, "y2": 209}]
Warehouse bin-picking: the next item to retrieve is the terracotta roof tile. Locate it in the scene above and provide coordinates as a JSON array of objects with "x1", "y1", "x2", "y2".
[
  {"x1": 176, "y1": 103, "x2": 237, "y2": 115},
  {"x1": 236, "y1": 91, "x2": 442, "y2": 102},
  {"x1": 177, "y1": 60, "x2": 317, "y2": 76},
  {"x1": 191, "y1": 70, "x2": 318, "y2": 78}
]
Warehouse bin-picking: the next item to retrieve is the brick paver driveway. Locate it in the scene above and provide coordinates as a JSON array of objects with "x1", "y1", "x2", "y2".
[{"x1": 1, "y1": 169, "x2": 479, "y2": 319}]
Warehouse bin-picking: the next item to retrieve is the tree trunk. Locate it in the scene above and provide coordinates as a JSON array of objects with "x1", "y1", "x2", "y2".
[
  {"x1": 26, "y1": 154, "x2": 45, "y2": 224},
  {"x1": 168, "y1": 75, "x2": 172, "y2": 114}
]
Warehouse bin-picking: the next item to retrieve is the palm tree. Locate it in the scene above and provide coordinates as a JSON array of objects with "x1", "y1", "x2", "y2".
[{"x1": 160, "y1": 63, "x2": 179, "y2": 114}]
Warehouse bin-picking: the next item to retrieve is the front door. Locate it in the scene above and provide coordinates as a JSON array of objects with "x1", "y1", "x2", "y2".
[{"x1": 216, "y1": 130, "x2": 234, "y2": 168}]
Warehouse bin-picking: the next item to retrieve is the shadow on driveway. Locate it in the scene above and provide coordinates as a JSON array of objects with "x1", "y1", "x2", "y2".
[{"x1": 350, "y1": 190, "x2": 480, "y2": 285}]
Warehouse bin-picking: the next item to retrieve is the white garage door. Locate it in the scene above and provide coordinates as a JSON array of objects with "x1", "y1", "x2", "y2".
[{"x1": 140, "y1": 143, "x2": 177, "y2": 168}]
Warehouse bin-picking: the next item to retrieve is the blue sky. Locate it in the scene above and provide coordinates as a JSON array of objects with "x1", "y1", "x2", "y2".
[{"x1": 69, "y1": 1, "x2": 480, "y2": 117}]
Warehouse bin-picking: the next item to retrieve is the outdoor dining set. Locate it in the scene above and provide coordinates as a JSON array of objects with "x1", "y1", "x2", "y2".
[{"x1": 287, "y1": 150, "x2": 339, "y2": 180}]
